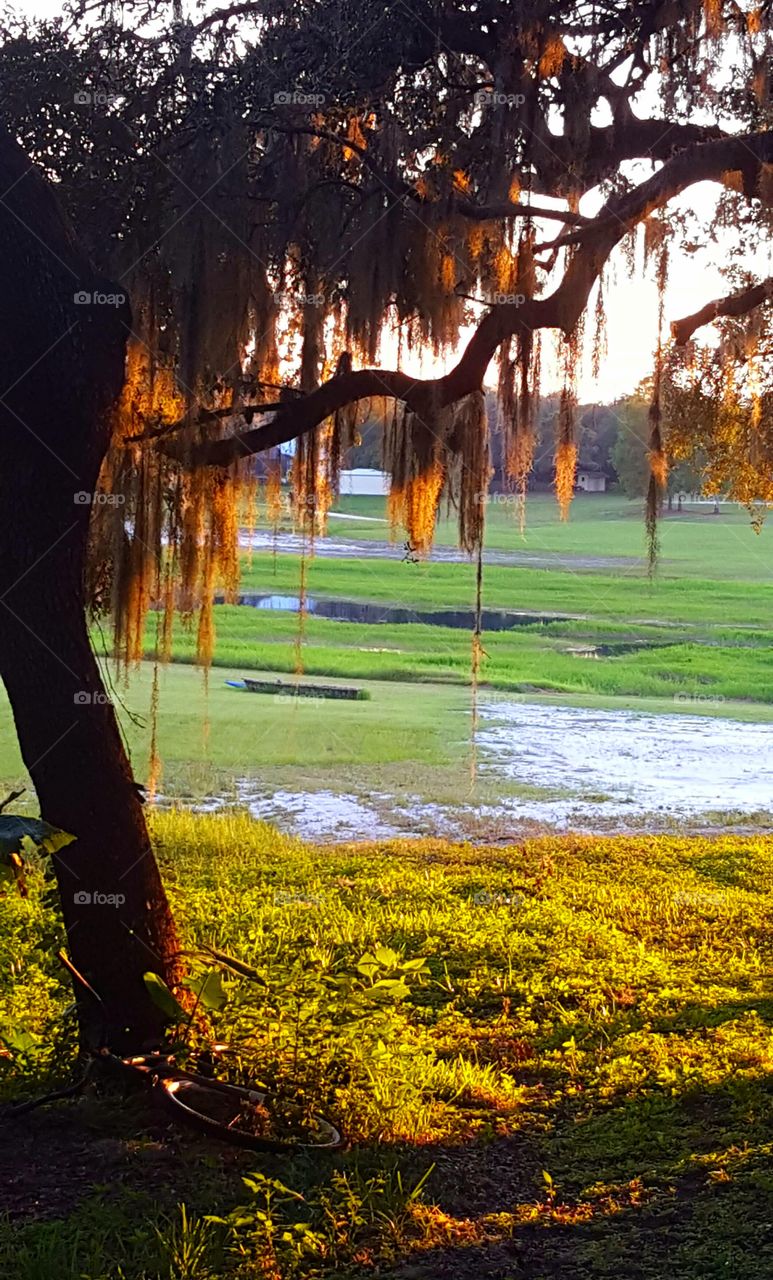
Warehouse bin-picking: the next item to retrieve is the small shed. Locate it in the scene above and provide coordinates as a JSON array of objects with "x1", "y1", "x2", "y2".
[
  {"x1": 339, "y1": 468, "x2": 390, "y2": 496},
  {"x1": 576, "y1": 466, "x2": 607, "y2": 493}
]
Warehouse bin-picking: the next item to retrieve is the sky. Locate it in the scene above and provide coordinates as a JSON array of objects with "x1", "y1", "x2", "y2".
[{"x1": 7, "y1": 0, "x2": 770, "y2": 404}]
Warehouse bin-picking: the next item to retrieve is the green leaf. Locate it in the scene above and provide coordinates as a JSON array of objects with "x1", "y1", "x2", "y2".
[
  {"x1": 39, "y1": 828, "x2": 76, "y2": 855},
  {"x1": 183, "y1": 969, "x2": 227, "y2": 1012},
  {"x1": 374, "y1": 944, "x2": 399, "y2": 968},
  {"x1": 368, "y1": 978, "x2": 409, "y2": 1000},
  {"x1": 0, "y1": 1022, "x2": 38, "y2": 1053},
  {"x1": 0, "y1": 815, "x2": 75, "y2": 859},
  {"x1": 356, "y1": 952, "x2": 380, "y2": 977},
  {"x1": 142, "y1": 972, "x2": 186, "y2": 1023}
]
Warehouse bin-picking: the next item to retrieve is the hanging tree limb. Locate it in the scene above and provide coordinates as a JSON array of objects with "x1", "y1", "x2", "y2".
[
  {"x1": 263, "y1": 121, "x2": 592, "y2": 225},
  {"x1": 164, "y1": 128, "x2": 773, "y2": 471},
  {"x1": 671, "y1": 277, "x2": 773, "y2": 344}
]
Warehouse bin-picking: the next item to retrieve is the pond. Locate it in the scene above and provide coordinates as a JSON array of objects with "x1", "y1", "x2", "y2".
[
  {"x1": 475, "y1": 699, "x2": 773, "y2": 825},
  {"x1": 236, "y1": 592, "x2": 573, "y2": 630}
]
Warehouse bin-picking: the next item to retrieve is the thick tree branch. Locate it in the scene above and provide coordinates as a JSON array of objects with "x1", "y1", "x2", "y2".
[
  {"x1": 454, "y1": 197, "x2": 589, "y2": 225},
  {"x1": 671, "y1": 277, "x2": 773, "y2": 344},
  {"x1": 536, "y1": 129, "x2": 773, "y2": 254},
  {"x1": 168, "y1": 128, "x2": 773, "y2": 470},
  {"x1": 163, "y1": 370, "x2": 422, "y2": 466}
]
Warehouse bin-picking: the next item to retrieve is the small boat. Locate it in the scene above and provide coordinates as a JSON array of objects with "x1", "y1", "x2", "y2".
[{"x1": 228, "y1": 677, "x2": 368, "y2": 701}]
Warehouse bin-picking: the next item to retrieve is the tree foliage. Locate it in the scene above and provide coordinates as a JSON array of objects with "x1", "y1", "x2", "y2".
[
  {"x1": 610, "y1": 388, "x2": 702, "y2": 499},
  {"x1": 1, "y1": 0, "x2": 772, "y2": 658}
]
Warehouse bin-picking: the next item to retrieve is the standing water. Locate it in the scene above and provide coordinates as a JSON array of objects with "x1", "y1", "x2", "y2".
[
  {"x1": 476, "y1": 700, "x2": 773, "y2": 824},
  {"x1": 156, "y1": 700, "x2": 773, "y2": 841}
]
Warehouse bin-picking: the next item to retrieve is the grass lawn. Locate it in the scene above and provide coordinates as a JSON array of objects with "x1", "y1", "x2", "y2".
[
  {"x1": 0, "y1": 665, "x2": 471, "y2": 800},
  {"x1": 138, "y1": 604, "x2": 773, "y2": 704},
  {"x1": 3, "y1": 662, "x2": 772, "y2": 814},
  {"x1": 227, "y1": 493, "x2": 773, "y2": 717},
  {"x1": 3, "y1": 815, "x2": 773, "y2": 1278},
  {"x1": 258, "y1": 490, "x2": 773, "y2": 581},
  {"x1": 239, "y1": 550, "x2": 773, "y2": 627}
]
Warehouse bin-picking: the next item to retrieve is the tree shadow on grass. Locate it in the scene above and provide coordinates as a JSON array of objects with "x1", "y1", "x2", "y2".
[
  {"x1": 4, "y1": 1060, "x2": 773, "y2": 1280},
  {"x1": 650, "y1": 993, "x2": 773, "y2": 1033},
  {"x1": 687, "y1": 844, "x2": 772, "y2": 892},
  {"x1": 378, "y1": 1070, "x2": 773, "y2": 1280}
]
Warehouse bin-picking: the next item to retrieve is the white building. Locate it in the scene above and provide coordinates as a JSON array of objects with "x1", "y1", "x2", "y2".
[
  {"x1": 339, "y1": 468, "x2": 390, "y2": 496},
  {"x1": 576, "y1": 468, "x2": 607, "y2": 493}
]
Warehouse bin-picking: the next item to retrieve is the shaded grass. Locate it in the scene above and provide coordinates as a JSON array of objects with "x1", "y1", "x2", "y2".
[
  {"x1": 0, "y1": 666, "x2": 471, "y2": 794},
  {"x1": 2, "y1": 818, "x2": 773, "y2": 1277}
]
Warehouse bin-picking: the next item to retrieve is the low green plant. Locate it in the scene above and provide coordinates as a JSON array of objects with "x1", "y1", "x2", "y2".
[
  {"x1": 143, "y1": 938, "x2": 432, "y2": 1144},
  {"x1": 2, "y1": 815, "x2": 773, "y2": 1277},
  {"x1": 211, "y1": 1174, "x2": 324, "y2": 1278},
  {"x1": 155, "y1": 1204, "x2": 221, "y2": 1280}
]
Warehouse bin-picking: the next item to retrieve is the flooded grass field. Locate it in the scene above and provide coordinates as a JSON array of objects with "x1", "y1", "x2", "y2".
[
  {"x1": 151, "y1": 688, "x2": 773, "y2": 842},
  {"x1": 1, "y1": 496, "x2": 771, "y2": 840}
]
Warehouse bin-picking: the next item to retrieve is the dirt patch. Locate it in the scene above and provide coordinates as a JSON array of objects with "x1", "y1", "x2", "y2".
[{"x1": 0, "y1": 1095, "x2": 246, "y2": 1222}]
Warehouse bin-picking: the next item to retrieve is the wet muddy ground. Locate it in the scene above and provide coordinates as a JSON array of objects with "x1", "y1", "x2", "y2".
[
  {"x1": 156, "y1": 699, "x2": 773, "y2": 842},
  {"x1": 240, "y1": 528, "x2": 651, "y2": 572}
]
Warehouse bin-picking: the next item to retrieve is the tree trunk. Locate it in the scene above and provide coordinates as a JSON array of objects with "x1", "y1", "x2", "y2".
[{"x1": 0, "y1": 131, "x2": 184, "y2": 1050}]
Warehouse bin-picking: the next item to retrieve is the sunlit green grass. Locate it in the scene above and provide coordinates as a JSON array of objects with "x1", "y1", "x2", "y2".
[
  {"x1": 136, "y1": 604, "x2": 773, "y2": 703},
  {"x1": 3, "y1": 816, "x2": 773, "y2": 1277},
  {"x1": 239, "y1": 549, "x2": 773, "y2": 625},
  {"x1": 256, "y1": 490, "x2": 773, "y2": 580}
]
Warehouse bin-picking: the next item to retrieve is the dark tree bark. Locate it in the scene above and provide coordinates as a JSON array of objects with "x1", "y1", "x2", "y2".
[{"x1": 0, "y1": 129, "x2": 184, "y2": 1051}]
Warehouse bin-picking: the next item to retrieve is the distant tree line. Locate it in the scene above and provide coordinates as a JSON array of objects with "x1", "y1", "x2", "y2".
[{"x1": 347, "y1": 384, "x2": 704, "y2": 503}]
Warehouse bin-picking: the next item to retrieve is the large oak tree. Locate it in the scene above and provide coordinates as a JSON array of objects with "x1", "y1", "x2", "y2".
[{"x1": 0, "y1": 0, "x2": 771, "y2": 1048}]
